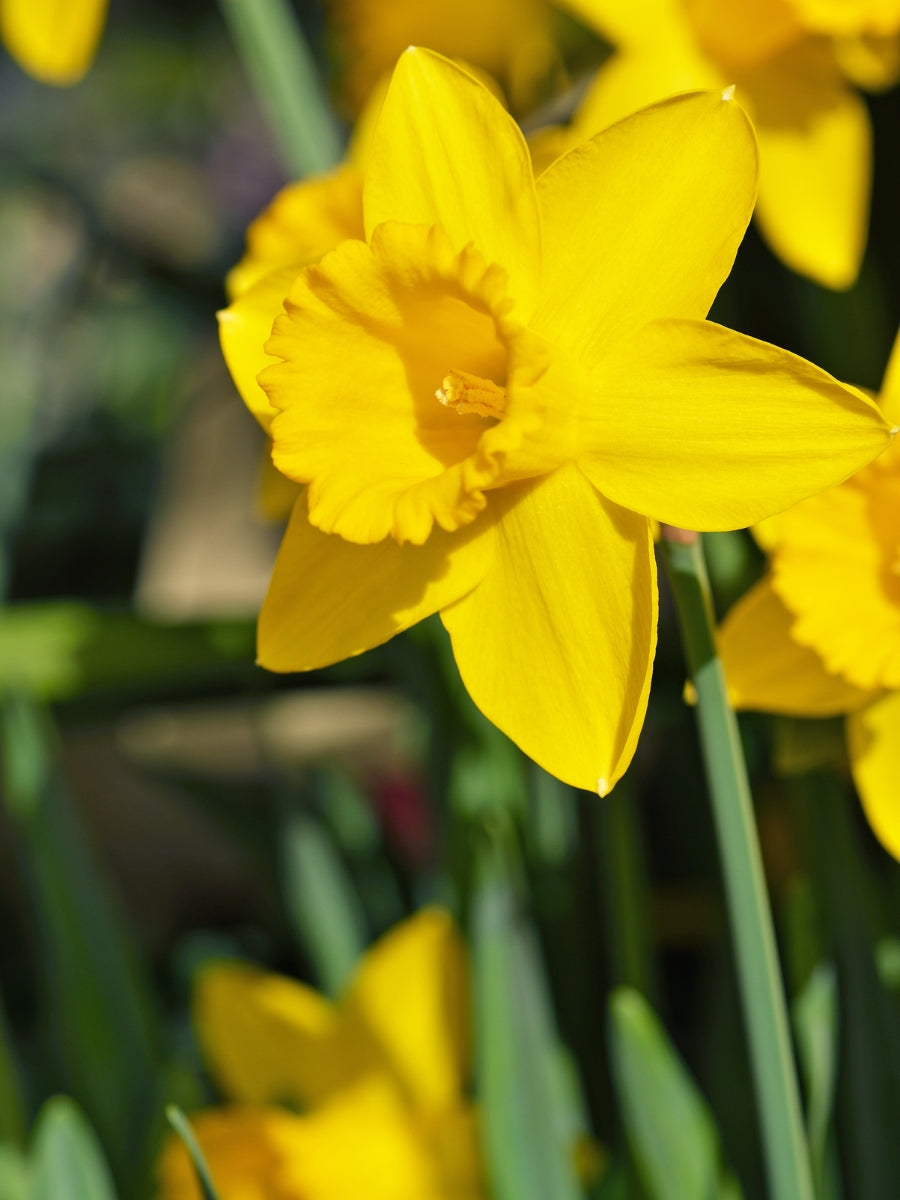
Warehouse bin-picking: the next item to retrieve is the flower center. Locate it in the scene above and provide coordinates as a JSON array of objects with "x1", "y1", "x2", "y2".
[{"x1": 436, "y1": 368, "x2": 507, "y2": 420}]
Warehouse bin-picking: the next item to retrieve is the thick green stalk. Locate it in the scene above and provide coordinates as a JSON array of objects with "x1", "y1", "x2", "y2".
[
  {"x1": 218, "y1": 0, "x2": 342, "y2": 178},
  {"x1": 660, "y1": 534, "x2": 814, "y2": 1200}
]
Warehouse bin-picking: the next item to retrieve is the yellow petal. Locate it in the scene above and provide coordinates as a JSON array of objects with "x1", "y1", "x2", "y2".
[
  {"x1": 553, "y1": 0, "x2": 684, "y2": 47},
  {"x1": 786, "y1": 0, "x2": 900, "y2": 36},
  {"x1": 330, "y1": 0, "x2": 558, "y2": 115},
  {"x1": 258, "y1": 495, "x2": 495, "y2": 673},
  {"x1": 879, "y1": 326, "x2": 900, "y2": 426},
  {"x1": 263, "y1": 223, "x2": 549, "y2": 546},
  {"x1": 284, "y1": 1079, "x2": 477, "y2": 1200},
  {"x1": 226, "y1": 165, "x2": 365, "y2": 299},
  {"x1": 718, "y1": 576, "x2": 873, "y2": 714},
  {"x1": 340, "y1": 910, "x2": 470, "y2": 1114},
  {"x1": 772, "y1": 450, "x2": 900, "y2": 689},
  {"x1": 847, "y1": 690, "x2": 900, "y2": 862},
  {"x1": 363, "y1": 48, "x2": 541, "y2": 318},
  {"x1": 192, "y1": 962, "x2": 365, "y2": 1108},
  {"x1": 681, "y1": 0, "x2": 805, "y2": 72},
  {"x1": 441, "y1": 466, "x2": 657, "y2": 794},
  {"x1": 532, "y1": 90, "x2": 757, "y2": 362},
  {"x1": 155, "y1": 1107, "x2": 310, "y2": 1200},
  {"x1": 745, "y1": 44, "x2": 872, "y2": 289},
  {"x1": 1, "y1": 0, "x2": 108, "y2": 85},
  {"x1": 566, "y1": 32, "x2": 718, "y2": 139},
  {"x1": 833, "y1": 32, "x2": 900, "y2": 90},
  {"x1": 218, "y1": 267, "x2": 298, "y2": 434},
  {"x1": 577, "y1": 319, "x2": 890, "y2": 530}
]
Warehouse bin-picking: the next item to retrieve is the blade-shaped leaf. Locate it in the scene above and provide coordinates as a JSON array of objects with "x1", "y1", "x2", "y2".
[
  {"x1": 609, "y1": 988, "x2": 742, "y2": 1200},
  {"x1": 792, "y1": 964, "x2": 840, "y2": 1199},
  {"x1": 30, "y1": 1098, "x2": 116, "y2": 1200},
  {"x1": 471, "y1": 834, "x2": 583, "y2": 1200},
  {"x1": 165, "y1": 1107, "x2": 221, "y2": 1200}
]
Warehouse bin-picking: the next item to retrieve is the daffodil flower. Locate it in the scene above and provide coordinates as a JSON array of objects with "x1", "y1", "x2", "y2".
[
  {"x1": 220, "y1": 48, "x2": 890, "y2": 794},
  {"x1": 717, "y1": 330, "x2": 900, "y2": 861},
  {"x1": 156, "y1": 910, "x2": 485, "y2": 1200},
  {"x1": 555, "y1": 0, "x2": 900, "y2": 288},
  {"x1": 325, "y1": 0, "x2": 560, "y2": 114},
  {"x1": 0, "y1": 0, "x2": 108, "y2": 85}
]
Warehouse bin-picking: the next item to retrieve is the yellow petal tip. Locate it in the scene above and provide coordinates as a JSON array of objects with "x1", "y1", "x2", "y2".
[
  {"x1": 597, "y1": 777, "x2": 610, "y2": 797},
  {"x1": 721, "y1": 84, "x2": 736, "y2": 102}
]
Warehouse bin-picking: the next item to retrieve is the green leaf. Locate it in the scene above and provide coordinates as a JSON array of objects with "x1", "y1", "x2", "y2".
[
  {"x1": 471, "y1": 834, "x2": 583, "y2": 1200},
  {"x1": 165, "y1": 1107, "x2": 221, "y2": 1200},
  {"x1": 608, "y1": 988, "x2": 741, "y2": 1200},
  {"x1": 792, "y1": 964, "x2": 839, "y2": 1198},
  {"x1": 0, "y1": 1143, "x2": 30, "y2": 1200},
  {"x1": 0, "y1": 696, "x2": 162, "y2": 1177},
  {"x1": 30, "y1": 1098, "x2": 116, "y2": 1200},
  {"x1": 280, "y1": 807, "x2": 367, "y2": 997}
]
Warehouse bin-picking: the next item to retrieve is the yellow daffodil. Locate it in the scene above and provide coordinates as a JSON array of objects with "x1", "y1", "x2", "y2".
[
  {"x1": 156, "y1": 909, "x2": 485, "y2": 1200},
  {"x1": 717, "y1": 330, "x2": 900, "y2": 859},
  {"x1": 555, "y1": 0, "x2": 900, "y2": 288},
  {"x1": 219, "y1": 47, "x2": 890, "y2": 795},
  {"x1": 0, "y1": 0, "x2": 108, "y2": 85},
  {"x1": 325, "y1": 0, "x2": 560, "y2": 114}
]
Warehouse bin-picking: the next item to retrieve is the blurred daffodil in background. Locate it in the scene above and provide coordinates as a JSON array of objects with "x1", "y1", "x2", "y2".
[
  {"x1": 718, "y1": 328, "x2": 900, "y2": 859},
  {"x1": 555, "y1": 0, "x2": 900, "y2": 287},
  {"x1": 220, "y1": 47, "x2": 889, "y2": 795},
  {"x1": 0, "y1": 0, "x2": 108, "y2": 85},
  {"x1": 324, "y1": 0, "x2": 561, "y2": 114},
  {"x1": 157, "y1": 909, "x2": 485, "y2": 1200}
]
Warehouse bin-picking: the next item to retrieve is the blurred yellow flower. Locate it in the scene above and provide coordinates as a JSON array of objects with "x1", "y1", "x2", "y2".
[
  {"x1": 717, "y1": 330, "x2": 900, "y2": 859},
  {"x1": 325, "y1": 0, "x2": 560, "y2": 113},
  {"x1": 219, "y1": 48, "x2": 890, "y2": 794},
  {"x1": 0, "y1": 0, "x2": 108, "y2": 85},
  {"x1": 555, "y1": 0, "x2": 900, "y2": 288},
  {"x1": 156, "y1": 909, "x2": 485, "y2": 1200}
]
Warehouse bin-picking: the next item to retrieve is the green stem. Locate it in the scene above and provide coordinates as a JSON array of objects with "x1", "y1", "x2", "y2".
[
  {"x1": 660, "y1": 535, "x2": 814, "y2": 1200},
  {"x1": 218, "y1": 0, "x2": 343, "y2": 178}
]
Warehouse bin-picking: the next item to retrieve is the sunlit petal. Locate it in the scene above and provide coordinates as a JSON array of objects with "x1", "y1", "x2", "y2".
[
  {"x1": 746, "y1": 43, "x2": 871, "y2": 289},
  {"x1": 533, "y1": 90, "x2": 757, "y2": 361},
  {"x1": 259, "y1": 496, "x2": 494, "y2": 672},
  {"x1": 578, "y1": 319, "x2": 889, "y2": 530},
  {"x1": 218, "y1": 267, "x2": 299, "y2": 434},
  {"x1": 718, "y1": 576, "x2": 873, "y2": 715},
  {"x1": 340, "y1": 910, "x2": 469, "y2": 1114},
  {"x1": 363, "y1": 48, "x2": 541, "y2": 317},
  {"x1": 442, "y1": 467, "x2": 656, "y2": 794}
]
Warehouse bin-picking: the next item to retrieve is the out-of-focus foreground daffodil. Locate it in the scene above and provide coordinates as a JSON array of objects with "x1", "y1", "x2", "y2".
[
  {"x1": 219, "y1": 47, "x2": 891, "y2": 795},
  {"x1": 555, "y1": 0, "x2": 900, "y2": 288},
  {"x1": 0, "y1": 0, "x2": 108, "y2": 85},
  {"x1": 325, "y1": 0, "x2": 560, "y2": 114},
  {"x1": 156, "y1": 909, "x2": 485, "y2": 1200},
  {"x1": 717, "y1": 330, "x2": 900, "y2": 859}
]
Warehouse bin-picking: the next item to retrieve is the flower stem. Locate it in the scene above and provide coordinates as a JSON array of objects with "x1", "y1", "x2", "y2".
[
  {"x1": 660, "y1": 533, "x2": 814, "y2": 1200},
  {"x1": 218, "y1": 0, "x2": 343, "y2": 178}
]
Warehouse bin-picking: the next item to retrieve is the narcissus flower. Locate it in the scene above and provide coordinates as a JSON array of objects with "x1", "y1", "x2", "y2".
[
  {"x1": 220, "y1": 48, "x2": 890, "y2": 794},
  {"x1": 156, "y1": 909, "x2": 485, "y2": 1200},
  {"x1": 717, "y1": 331, "x2": 900, "y2": 860},
  {"x1": 325, "y1": 0, "x2": 560, "y2": 113},
  {"x1": 0, "y1": 0, "x2": 108, "y2": 85},
  {"x1": 555, "y1": 0, "x2": 900, "y2": 287}
]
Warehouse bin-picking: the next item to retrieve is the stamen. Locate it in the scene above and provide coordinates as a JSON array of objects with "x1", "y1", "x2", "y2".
[{"x1": 436, "y1": 368, "x2": 507, "y2": 419}]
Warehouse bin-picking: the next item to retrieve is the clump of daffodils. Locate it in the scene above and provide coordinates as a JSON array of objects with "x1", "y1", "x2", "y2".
[{"x1": 220, "y1": 47, "x2": 890, "y2": 795}]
